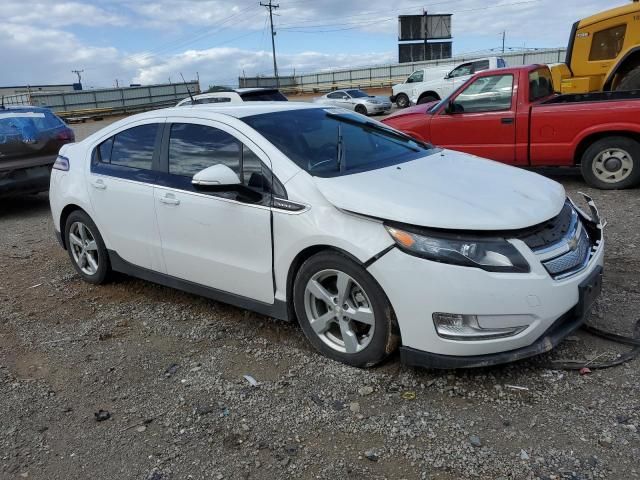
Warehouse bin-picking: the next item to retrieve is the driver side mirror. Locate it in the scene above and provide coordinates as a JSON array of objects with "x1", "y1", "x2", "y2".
[
  {"x1": 192, "y1": 164, "x2": 240, "y2": 189},
  {"x1": 342, "y1": 95, "x2": 349, "y2": 100}
]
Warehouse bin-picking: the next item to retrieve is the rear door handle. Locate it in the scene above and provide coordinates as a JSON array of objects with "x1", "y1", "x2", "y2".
[
  {"x1": 501, "y1": 117, "x2": 514, "y2": 125},
  {"x1": 91, "y1": 179, "x2": 106, "y2": 190},
  {"x1": 159, "y1": 194, "x2": 180, "y2": 206}
]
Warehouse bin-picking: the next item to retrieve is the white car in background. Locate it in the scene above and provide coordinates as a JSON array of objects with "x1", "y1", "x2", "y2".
[
  {"x1": 49, "y1": 103, "x2": 604, "y2": 369},
  {"x1": 176, "y1": 88, "x2": 288, "y2": 106},
  {"x1": 391, "y1": 57, "x2": 507, "y2": 107},
  {"x1": 313, "y1": 89, "x2": 392, "y2": 116}
]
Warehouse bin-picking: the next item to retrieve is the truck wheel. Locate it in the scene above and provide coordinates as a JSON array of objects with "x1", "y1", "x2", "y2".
[
  {"x1": 293, "y1": 251, "x2": 399, "y2": 368},
  {"x1": 395, "y1": 93, "x2": 410, "y2": 108},
  {"x1": 616, "y1": 66, "x2": 640, "y2": 91},
  {"x1": 581, "y1": 136, "x2": 640, "y2": 189},
  {"x1": 417, "y1": 95, "x2": 438, "y2": 104}
]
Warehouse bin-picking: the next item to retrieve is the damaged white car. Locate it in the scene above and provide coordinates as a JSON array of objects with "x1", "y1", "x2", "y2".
[{"x1": 50, "y1": 103, "x2": 604, "y2": 368}]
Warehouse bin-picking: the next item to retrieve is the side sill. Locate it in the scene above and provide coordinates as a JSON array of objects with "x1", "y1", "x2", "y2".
[{"x1": 108, "y1": 250, "x2": 289, "y2": 321}]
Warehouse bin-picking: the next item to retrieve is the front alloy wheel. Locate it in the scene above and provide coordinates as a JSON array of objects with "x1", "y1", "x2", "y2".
[
  {"x1": 294, "y1": 251, "x2": 398, "y2": 367},
  {"x1": 304, "y1": 269, "x2": 375, "y2": 354}
]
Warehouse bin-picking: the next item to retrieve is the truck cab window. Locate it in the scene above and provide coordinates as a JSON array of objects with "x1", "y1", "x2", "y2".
[{"x1": 589, "y1": 25, "x2": 626, "y2": 61}]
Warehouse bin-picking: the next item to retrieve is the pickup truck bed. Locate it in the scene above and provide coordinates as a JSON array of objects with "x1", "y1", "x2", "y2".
[{"x1": 382, "y1": 64, "x2": 640, "y2": 189}]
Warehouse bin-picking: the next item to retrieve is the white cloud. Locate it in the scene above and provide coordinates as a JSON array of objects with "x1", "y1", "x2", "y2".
[
  {"x1": 1, "y1": 0, "x2": 125, "y2": 27},
  {"x1": 0, "y1": 0, "x2": 618, "y2": 89}
]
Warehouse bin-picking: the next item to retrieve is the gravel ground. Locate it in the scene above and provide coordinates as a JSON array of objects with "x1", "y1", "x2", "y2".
[{"x1": 0, "y1": 117, "x2": 639, "y2": 480}]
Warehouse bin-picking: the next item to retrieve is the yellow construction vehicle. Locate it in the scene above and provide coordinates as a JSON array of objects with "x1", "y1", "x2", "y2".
[{"x1": 550, "y1": 0, "x2": 640, "y2": 93}]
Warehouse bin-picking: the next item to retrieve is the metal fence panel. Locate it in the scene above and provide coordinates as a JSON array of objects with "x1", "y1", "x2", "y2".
[
  {"x1": 23, "y1": 82, "x2": 199, "y2": 114},
  {"x1": 239, "y1": 48, "x2": 567, "y2": 92}
]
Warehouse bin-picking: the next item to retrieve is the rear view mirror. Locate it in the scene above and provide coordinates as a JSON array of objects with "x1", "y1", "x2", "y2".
[{"x1": 192, "y1": 164, "x2": 240, "y2": 188}]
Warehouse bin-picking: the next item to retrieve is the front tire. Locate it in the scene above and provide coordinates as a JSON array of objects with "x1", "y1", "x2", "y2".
[
  {"x1": 615, "y1": 66, "x2": 640, "y2": 91},
  {"x1": 64, "y1": 210, "x2": 111, "y2": 284},
  {"x1": 354, "y1": 104, "x2": 368, "y2": 116},
  {"x1": 395, "y1": 93, "x2": 410, "y2": 109},
  {"x1": 293, "y1": 251, "x2": 398, "y2": 367}
]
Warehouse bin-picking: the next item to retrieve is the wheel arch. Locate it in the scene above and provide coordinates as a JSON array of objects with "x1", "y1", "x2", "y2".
[
  {"x1": 574, "y1": 130, "x2": 640, "y2": 165},
  {"x1": 603, "y1": 47, "x2": 640, "y2": 91},
  {"x1": 285, "y1": 245, "x2": 365, "y2": 323},
  {"x1": 59, "y1": 203, "x2": 89, "y2": 249},
  {"x1": 418, "y1": 91, "x2": 441, "y2": 102}
]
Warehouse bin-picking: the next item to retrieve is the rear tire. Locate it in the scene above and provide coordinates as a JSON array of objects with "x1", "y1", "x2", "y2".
[
  {"x1": 417, "y1": 94, "x2": 438, "y2": 105},
  {"x1": 64, "y1": 210, "x2": 111, "y2": 284},
  {"x1": 293, "y1": 251, "x2": 398, "y2": 368},
  {"x1": 615, "y1": 66, "x2": 640, "y2": 91},
  {"x1": 395, "y1": 93, "x2": 410, "y2": 108},
  {"x1": 355, "y1": 104, "x2": 368, "y2": 116},
  {"x1": 580, "y1": 136, "x2": 640, "y2": 189}
]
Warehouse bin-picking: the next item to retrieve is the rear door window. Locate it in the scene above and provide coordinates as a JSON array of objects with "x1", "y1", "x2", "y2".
[
  {"x1": 110, "y1": 124, "x2": 158, "y2": 170},
  {"x1": 529, "y1": 69, "x2": 554, "y2": 102}
]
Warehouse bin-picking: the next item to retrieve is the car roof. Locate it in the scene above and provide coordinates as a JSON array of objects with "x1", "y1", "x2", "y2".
[
  {"x1": 190, "y1": 88, "x2": 277, "y2": 99},
  {"x1": 136, "y1": 102, "x2": 322, "y2": 120},
  {"x1": 0, "y1": 105, "x2": 53, "y2": 113}
]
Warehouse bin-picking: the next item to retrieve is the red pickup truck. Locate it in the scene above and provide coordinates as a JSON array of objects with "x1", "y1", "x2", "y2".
[{"x1": 382, "y1": 64, "x2": 640, "y2": 189}]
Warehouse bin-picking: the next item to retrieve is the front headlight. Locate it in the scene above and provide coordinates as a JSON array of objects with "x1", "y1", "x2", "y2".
[{"x1": 385, "y1": 225, "x2": 529, "y2": 273}]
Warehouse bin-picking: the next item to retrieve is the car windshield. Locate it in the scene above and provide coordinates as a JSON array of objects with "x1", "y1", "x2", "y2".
[
  {"x1": 240, "y1": 90, "x2": 288, "y2": 101},
  {"x1": 242, "y1": 108, "x2": 434, "y2": 177},
  {"x1": 346, "y1": 90, "x2": 368, "y2": 98}
]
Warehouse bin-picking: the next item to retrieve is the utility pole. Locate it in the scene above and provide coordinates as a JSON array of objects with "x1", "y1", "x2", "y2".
[
  {"x1": 501, "y1": 31, "x2": 506, "y2": 54},
  {"x1": 115, "y1": 79, "x2": 119, "y2": 88},
  {"x1": 71, "y1": 69, "x2": 84, "y2": 85},
  {"x1": 423, "y1": 10, "x2": 428, "y2": 61},
  {"x1": 261, "y1": 1, "x2": 279, "y2": 87}
]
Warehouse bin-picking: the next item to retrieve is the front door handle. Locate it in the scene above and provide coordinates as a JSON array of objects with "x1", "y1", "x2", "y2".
[
  {"x1": 91, "y1": 179, "x2": 106, "y2": 190},
  {"x1": 501, "y1": 117, "x2": 514, "y2": 125},
  {"x1": 159, "y1": 194, "x2": 180, "y2": 206}
]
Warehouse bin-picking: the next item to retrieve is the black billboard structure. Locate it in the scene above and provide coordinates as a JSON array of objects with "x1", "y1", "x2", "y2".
[{"x1": 398, "y1": 13, "x2": 452, "y2": 63}]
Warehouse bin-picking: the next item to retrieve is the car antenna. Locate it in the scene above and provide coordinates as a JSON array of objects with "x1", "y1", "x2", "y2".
[{"x1": 179, "y1": 73, "x2": 195, "y2": 104}]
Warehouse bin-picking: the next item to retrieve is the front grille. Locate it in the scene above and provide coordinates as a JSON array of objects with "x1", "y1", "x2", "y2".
[{"x1": 541, "y1": 224, "x2": 591, "y2": 278}]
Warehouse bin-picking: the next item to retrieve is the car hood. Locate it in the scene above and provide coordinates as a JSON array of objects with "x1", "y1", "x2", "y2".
[
  {"x1": 384, "y1": 102, "x2": 436, "y2": 120},
  {"x1": 313, "y1": 149, "x2": 566, "y2": 231}
]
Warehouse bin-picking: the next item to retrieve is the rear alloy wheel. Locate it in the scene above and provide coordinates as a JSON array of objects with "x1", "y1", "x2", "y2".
[
  {"x1": 65, "y1": 210, "x2": 111, "y2": 284},
  {"x1": 355, "y1": 104, "x2": 368, "y2": 116},
  {"x1": 294, "y1": 252, "x2": 398, "y2": 367},
  {"x1": 395, "y1": 93, "x2": 410, "y2": 109},
  {"x1": 581, "y1": 136, "x2": 640, "y2": 189}
]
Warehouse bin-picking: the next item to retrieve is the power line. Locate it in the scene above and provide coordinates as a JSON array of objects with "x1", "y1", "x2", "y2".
[{"x1": 260, "y1": 1, "x2": 280, "y2": 85}]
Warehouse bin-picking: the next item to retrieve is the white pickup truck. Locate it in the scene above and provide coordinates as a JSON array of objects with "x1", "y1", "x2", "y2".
[{"x1": 390, "y1": 57, "x2": 506, "y2": 108}]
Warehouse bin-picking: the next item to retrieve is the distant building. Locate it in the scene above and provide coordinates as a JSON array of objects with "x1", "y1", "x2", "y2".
[{"x1": 0, "y1": 83, "x2": 81, "y2": 96}]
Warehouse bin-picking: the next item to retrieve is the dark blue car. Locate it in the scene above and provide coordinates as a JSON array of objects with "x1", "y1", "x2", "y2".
[{"x1": 0, "y1": 106, "x2": 75, "y2": 197}]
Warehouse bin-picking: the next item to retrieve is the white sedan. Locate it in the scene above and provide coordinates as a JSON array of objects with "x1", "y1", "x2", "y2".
[{"x1": 50, "y1": 103, "x2": 604, "y2": 368}]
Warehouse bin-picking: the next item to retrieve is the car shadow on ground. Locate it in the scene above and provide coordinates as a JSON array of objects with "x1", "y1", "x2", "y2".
[{"x1": 0, "y1": 193, "x2": 50, "y2": 220}]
